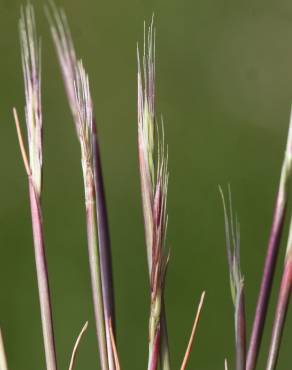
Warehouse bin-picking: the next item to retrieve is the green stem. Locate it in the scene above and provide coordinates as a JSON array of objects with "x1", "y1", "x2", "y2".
[
  {"x1": 85, "y1": 172, "x2": 109, "y2": 370},
  {"x1": 160, "y1": 300, "x2": 171, "y2": 370}
]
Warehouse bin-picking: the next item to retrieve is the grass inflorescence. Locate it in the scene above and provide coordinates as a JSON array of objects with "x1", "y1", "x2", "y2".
[{"x1": 1, "y1": 2, "x2": 292, "y2": 370}]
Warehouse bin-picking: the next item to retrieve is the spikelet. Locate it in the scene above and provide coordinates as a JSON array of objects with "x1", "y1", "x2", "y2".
[
  {"x1": 137, "y1": 18, "x2": 169, "y2": 370},
  {"x1": 137, "y1": 19, "x2": 169, "y2": 290},
  {"x1": 220, "y1": 186, "x2": 246, "y2": 370},
  {"x1": 19, "y1": 4, "x2": 42, "y2": 195}
]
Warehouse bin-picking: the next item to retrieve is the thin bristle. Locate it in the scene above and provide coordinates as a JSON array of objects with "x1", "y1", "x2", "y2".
[
  {"x1": 68, "y1": 322, "x2": 88, "y2": 370},
  {"x1": 179, "y1": 291, "x2": 206, "y2": 370},
  {"x1": 13, "y1": 107, "x2": 31, "y2": 176},
  {"x1": 109, "y1": 319, "x2": 121, "y2": 370}
]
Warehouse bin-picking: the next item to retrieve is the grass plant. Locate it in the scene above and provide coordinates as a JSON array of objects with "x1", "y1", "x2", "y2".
[{"x1": 1, "y1": 2, "x2": 292, "y2": 370}]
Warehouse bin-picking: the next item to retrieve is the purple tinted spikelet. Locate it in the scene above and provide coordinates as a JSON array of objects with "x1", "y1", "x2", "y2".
[
  {"x1": 137, "y1": 19, "x2": 170, "y2": 370},
  {"x1": 47, "y1": 6, "x2": 115, "y2": 335},
  {"x1": 47, "y1": 5, "x2": 78, "y2": 125},
  {"x1": 19, "y1": 3, "x2": 42, "y2": 195},
  {"x1": 137, "y1": 21, "x2": 155, "y2": 270},
  {"x1": 148, "y1": 144, "x2": 169, "y2": 370},
  {"x1": 47, "y1": 5, "x2": 115, "y2": 370},
  {"x1": 220, "y1": 186, "x2": 246, "y2": 370},
  {"x1": 14, "y1": 5, "x2": 58, "y2": 370}
]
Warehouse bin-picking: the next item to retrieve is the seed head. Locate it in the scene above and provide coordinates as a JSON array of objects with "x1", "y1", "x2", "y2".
[
  {"x1": 47, "y1": 4, "x2": 95, "y2": 200},
  {"x1": 138, "y1": 18, "x2": 169, "y2": 282},
  {"x1": 219, "y1": 185, "x2": 243, "y2": 306},
  {"x1": 19, "y1": 3, "x2": 42, "y2": 195}
]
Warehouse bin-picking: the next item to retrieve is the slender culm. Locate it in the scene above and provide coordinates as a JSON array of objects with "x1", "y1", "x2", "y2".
[
  {"x1": 266, "y1": 261, "x2": 292, "y2": 370},
  {"x1": 13, "y1": 5, "x2": 58, "y2": 370},
  {"x1": 246, "y1": 109, "x2": 292, "y2": 370},
  {"x1": 92, "y1": 118, "x2": 116, "y2": 334},
  {"x1": 266, "y1": 216, "x2": 292, "y2": 370},
  {"x1": 47, "y1": 5, "x2": 114, "y2": 370}
]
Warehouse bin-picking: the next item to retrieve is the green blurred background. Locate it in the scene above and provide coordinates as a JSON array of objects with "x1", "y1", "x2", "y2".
[{"x1": 1, "y1": 0, "x2": 292, "y2": 369}]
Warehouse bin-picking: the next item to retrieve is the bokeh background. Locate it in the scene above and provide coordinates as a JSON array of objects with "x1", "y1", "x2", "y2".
[{"x1": 1, "y1": 0, "x2": 292, "y2": 369}]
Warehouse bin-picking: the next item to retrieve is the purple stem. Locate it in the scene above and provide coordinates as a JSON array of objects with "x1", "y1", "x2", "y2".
[
  {"x1": 235, "y1": 288, "x2": 246, "y2": 370},
  {"x1": 266, "y1": 258, "x2": 292, "y2": 370},
  {"x1": 148, "y1": 327, "x2": 161, "y2": 370},
  {"x1": 246, "y1": 192, "x2": 287, "y2": 370},
  {"x1": 92, "y1": 120, "x2": 116, "y2": 368},
  {"x1": 85, "y1": 178, "x2": 109, "y2": 370},
  {"x1": 29, "y1": 180, "x2": 57, "y2": 370},
  {"x1": 160, "y1": 300, "x2": 170, "y2": 370}
]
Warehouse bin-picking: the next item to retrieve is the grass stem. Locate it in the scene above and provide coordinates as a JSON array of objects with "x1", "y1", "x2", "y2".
[
  {"x1": 246, "y1": 118, "x2": 292, "y2": 370},
  {"x1": 14, "y1": 109, "x2": 58, "y2": 370},
  {"x1": 92, "y1": 119, "x2": 116, "y2": 339},
  {"x1": 85, "y1": 174, "x2": 109, "y2": 370},
  {"x1": 266, "y1": 214, "x2": 292, "y2": 370},
  {"x1": 14, "y1": 5, "x2": 58, "y2": 369},
  {"x1": 266, "y1": 259, "x2": 292, "y2": 370},
  {"x1": 47, "y1": 6, "x2": 115, "y2": 369},
  {"x1": 235, "y1": 288, "x2": 246, "y2": 370},
  {"x1": 28, "y1": 181, "x2": 58, "y2": 370},
  {"x1": 159, "y1": 302, "x2": 171, "y2": 370}
]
